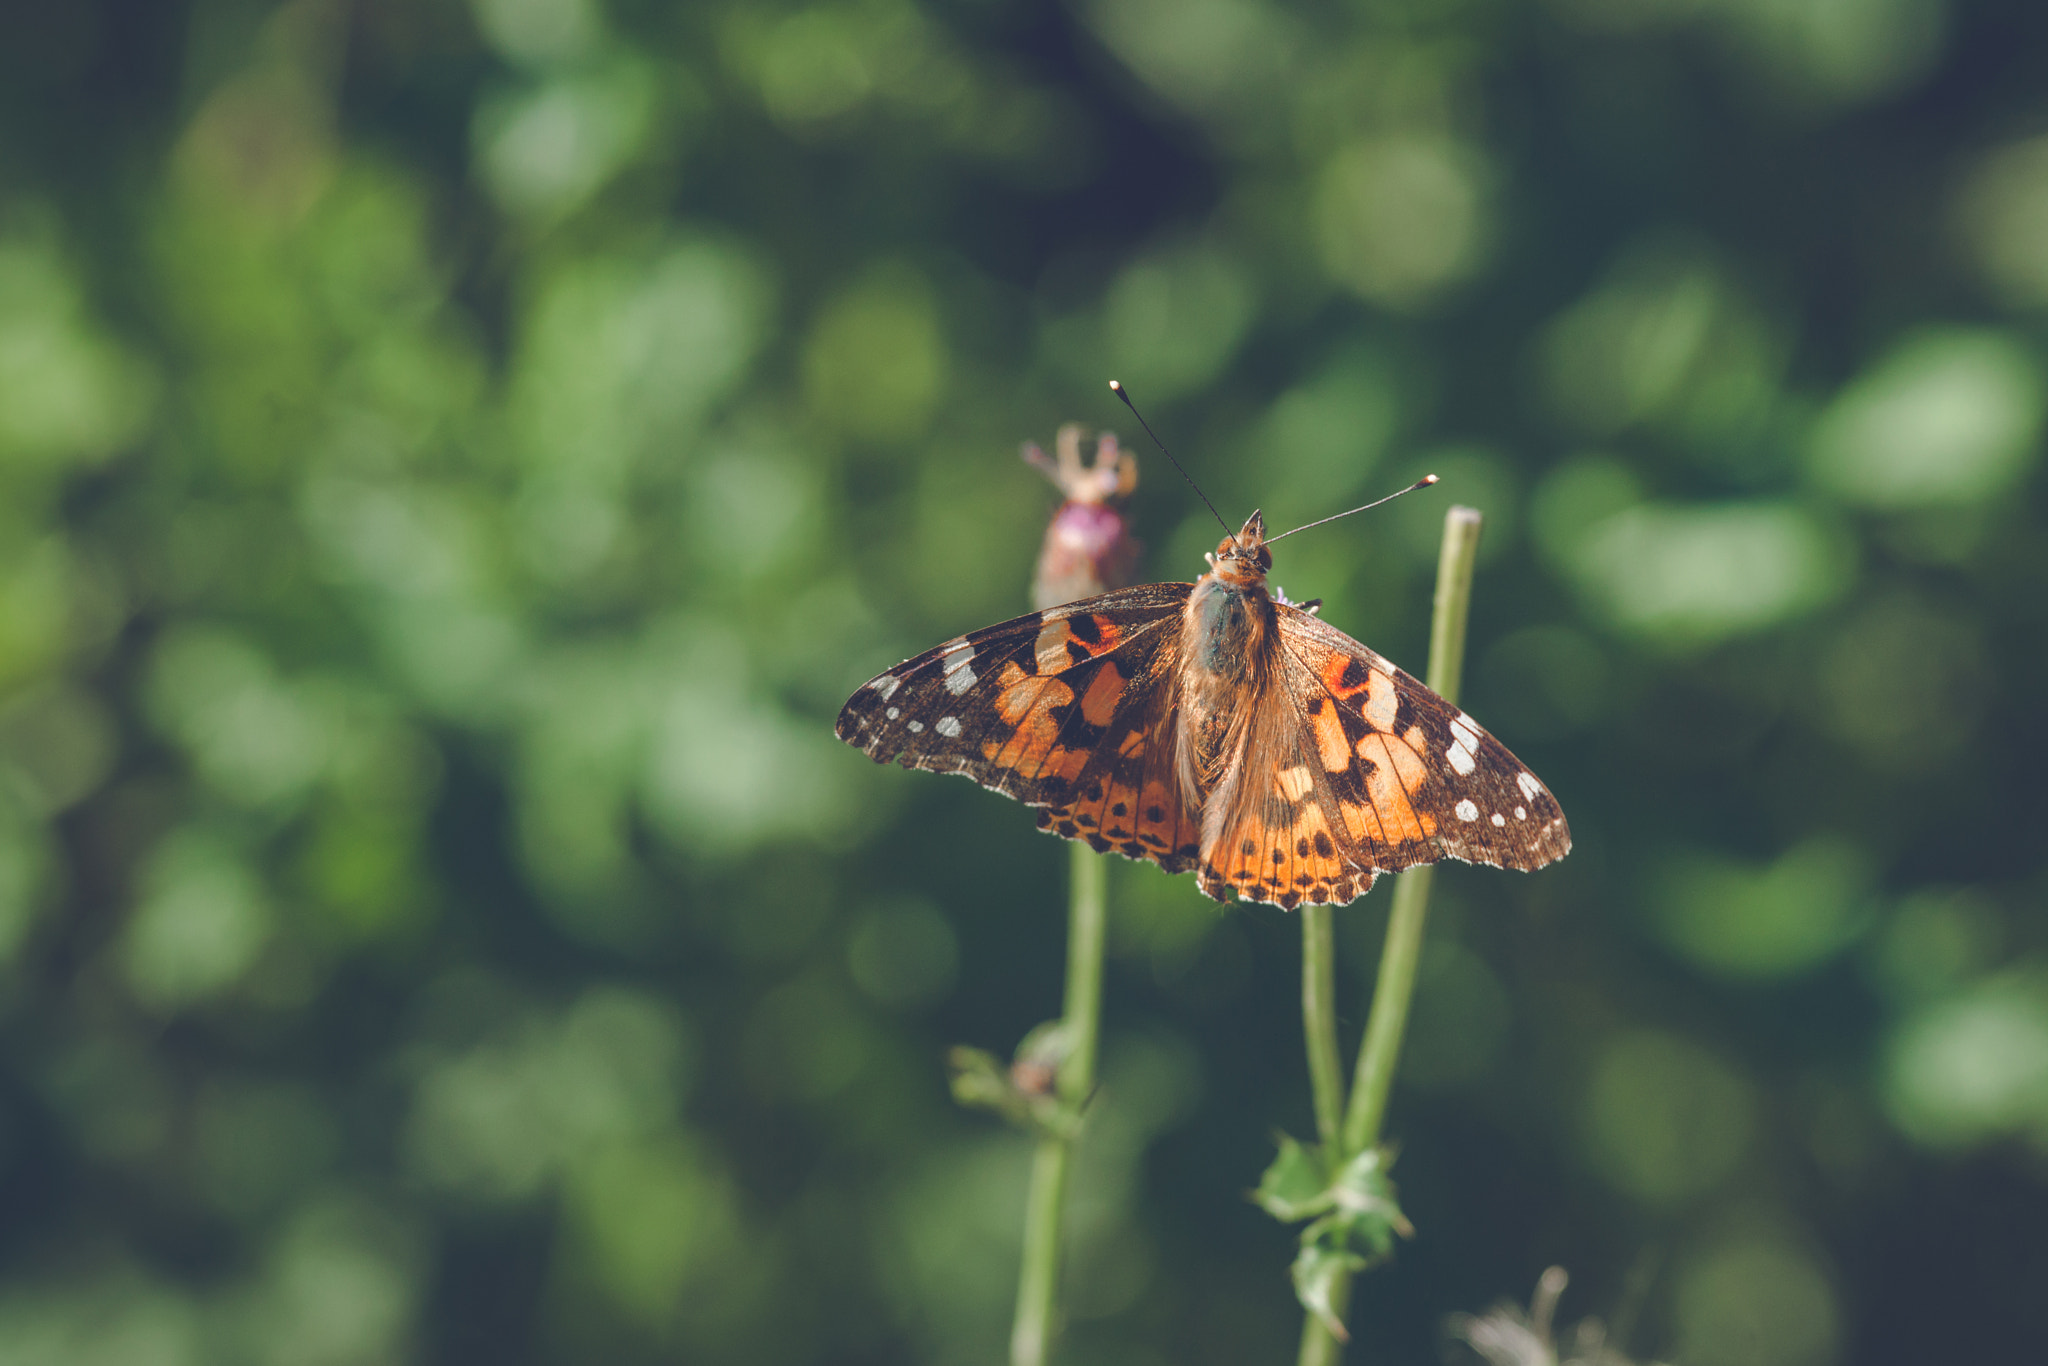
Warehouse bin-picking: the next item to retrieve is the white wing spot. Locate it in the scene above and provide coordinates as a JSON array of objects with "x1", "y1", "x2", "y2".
[
  {"x1": 1490, "y1": 812, "x2": 1506, "y2": 827},
  {"x1": 1445, "y1": 713, "x2": 1480, "y2": 775},
  {"x1": 1514, "y1": 806, "x2": 1527, "y2": 820},
  {"x1": 936, "y1": 716, "x2": 963, "y2": 738},
  {"x1": 1516, "y1": 771, "x2": 1543, "y2": 801},
  {"x1": 940, "y1": 639, "x2": 979, "y2": 695},
  {"x1": 907, "y1": 720, "x2": 924, "y2": 733},
  {"x1": 1455, "y1": 799, "x2": 1479, "y2": 822},
  {"x1": 869, "y1": 674, "x2": 901, "y2": 700},
  {"x1": 886, "y1": 707, "x2": 899, "y2": 720}
]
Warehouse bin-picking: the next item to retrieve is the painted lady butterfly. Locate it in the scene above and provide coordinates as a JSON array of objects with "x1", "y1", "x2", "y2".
[{"x1": 837, "y1": 509, "x2": 1570, "y2": 908}]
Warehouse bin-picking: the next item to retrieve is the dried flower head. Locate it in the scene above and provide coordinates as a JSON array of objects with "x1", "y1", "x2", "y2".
[
  {"x1": 1023, "y1": 423, "x2": 1140, "y2": 609},
  {"x1": 1445, "y1": 1267, "x2": 1669, "y2": 1366}
]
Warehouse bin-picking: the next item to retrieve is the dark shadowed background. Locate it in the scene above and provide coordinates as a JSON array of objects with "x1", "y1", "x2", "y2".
[{"x1": 2, "y1": 0, "x2": 2046, "y2": 1363}]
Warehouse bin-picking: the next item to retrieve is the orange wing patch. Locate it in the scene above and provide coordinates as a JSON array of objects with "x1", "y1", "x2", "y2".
[
  {"x1": 1198, "y1": 784, "x2": 1374, "y2": 910},
  {"x1": 1034, "y1": 614, "x2": 1125, "y2": 674},
  {"x1": 1319, "y1": 650, "x2": 1370, "y2": 701},
  {"x1": 1307, "y1": 696, "x2": 1351, "y2": 774},
  {"x1": 1292, "y1": 635, "x2": 1443, "y2": 862},
  {"x1": 985, "y1": 660, "x2": 1088, "y2": 784},
  {"x1": 1078, "y1": 662, "x2": 1125, "y2": 727},
  {"x1": 1039, "y1": 769, "x2": 1201, "y2": 872},
  {"x1": 1355, "y1": 728, "x2": 1437, "y2": 844}
]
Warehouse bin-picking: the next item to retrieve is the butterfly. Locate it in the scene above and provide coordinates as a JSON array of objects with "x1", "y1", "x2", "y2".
[{"x1": 836, "y1": 509, "x2": 1570, "y2": 908}]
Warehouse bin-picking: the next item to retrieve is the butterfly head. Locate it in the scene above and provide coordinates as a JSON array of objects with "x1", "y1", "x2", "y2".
[{"x1": 1204, "y1": 510, "x2": 1272, "y2": 589}]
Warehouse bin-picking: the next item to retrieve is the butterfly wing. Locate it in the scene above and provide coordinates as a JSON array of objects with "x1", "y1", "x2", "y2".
[
  {"x1": 836, "y1": 585, "x2": 1200, "y2": 873},
  {"x1": 1284, "y1": 605, "x2": 1571, "y2": 871},
  {"x1": 1198, "y1": 606, "x2": 1571, "y2": 908}
]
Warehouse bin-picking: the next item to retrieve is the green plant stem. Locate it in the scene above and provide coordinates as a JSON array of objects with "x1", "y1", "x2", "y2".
[
  {"x1": 1011, "y1": 840, "x2": 1107, "y2": 1366},
  {"x1": 1342, "y1": 506, "x2": 1482, "y2": 1152},
  {"x1": 1058, "y1": 842, "x2": 1108, "y2": 1102},
  {"x1": 1296, "y1": 506, "x2": 1486, "y2": 1366},
  {"x1": 1342, "y1": 865, "x2": 1434, "y2": 1154},
  {"x1": 1297, "y1": 1278, "x2": 1353, "y2": 1366},
  {"x1": 1301, "y1": 903, "x2": 1344, "y2": 1152},
  {"x1": 1013, "y1": 1139, "x2": 1071, "y2": 1366}
]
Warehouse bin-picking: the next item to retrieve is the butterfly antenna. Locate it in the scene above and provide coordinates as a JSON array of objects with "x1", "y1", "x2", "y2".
[
  {"x1": 1109, "y1": 380, "x2": 1231, "y2": 536},
  {"x1": 1265, "y1": 474, "x2": 1441, "y2": 544}
]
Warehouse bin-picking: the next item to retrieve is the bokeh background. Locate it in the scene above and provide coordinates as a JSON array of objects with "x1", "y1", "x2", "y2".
[{"x1": 3, "y1": 0, "x2": 2047, "y2": 1363}]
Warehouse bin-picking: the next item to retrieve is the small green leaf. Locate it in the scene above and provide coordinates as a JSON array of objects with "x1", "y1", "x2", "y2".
[
  {"x1": 1273, "y1": 1143, "x2": 1415, "y2": 1330},
  {"x1": 947, "y1": 1045, "x2": 1013, "y2": 1106},
  {"x1": 1254, "y1": 1131, "x2": 1333, "y2": 1221},
  {"x1": 1305, "y1": 1206, "x2": 1402, "y2": 1266},
  {"x1": 1292, "y1": 1241, "x2": 1369, "y2": 1342},
  {"x1": 945, "y1": 1037, "x2": 1081, "y2": 1140},
  {"x1": 1328, "y1": 1144, "x2": 1414, "y2": 1234}
]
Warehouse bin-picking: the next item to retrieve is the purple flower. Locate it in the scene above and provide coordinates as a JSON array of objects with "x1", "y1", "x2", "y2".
[{"x1": 1023, "y1": 423, "x2": 1140, "y2": 609}]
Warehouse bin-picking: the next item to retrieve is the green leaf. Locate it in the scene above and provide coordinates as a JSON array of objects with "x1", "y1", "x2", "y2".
[
  {"x1": 1254, "y1": 1131, "x2": 1333, "y2": 1222},
  {"x1": 1328, "y1": 1145, "x2": 1414, "y2": 1234},
  {"x1": 1291, "y1": 1241, "x2": 1369, "y2": 1343},
  {"x1": 1272, "y1": 1143, "x2": 1415, "y2": 1331},
  {"x1": 945, "y1": 1037, "x2": 1082, "y2": 1140}
]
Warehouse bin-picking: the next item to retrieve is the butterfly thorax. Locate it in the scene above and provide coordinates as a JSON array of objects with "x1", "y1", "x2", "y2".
[{"x1": 1177, "y1": 512, "x2": 1278, "y2": 802}]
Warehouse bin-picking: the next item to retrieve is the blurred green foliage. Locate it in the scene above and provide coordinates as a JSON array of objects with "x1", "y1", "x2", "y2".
[{"x1": 2, "y1": 1, "x2": 2046, "y2": 1363}]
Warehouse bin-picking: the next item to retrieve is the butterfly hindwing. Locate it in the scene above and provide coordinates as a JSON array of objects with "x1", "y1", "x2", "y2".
[
  {"x1": 835, "y1": 583, "x2": 1192, "y2": 814},
  {"x1": 1194, "y1": 683, "x2": 1377, "y2": 908},
  {"x1": 1033, "y1": 660, "x2": 1203, "y2": 875}
]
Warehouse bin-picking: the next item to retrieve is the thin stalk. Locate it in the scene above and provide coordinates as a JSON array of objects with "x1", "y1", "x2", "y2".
[
  {"x1": 1058, "y1": 841, "x2": 1108, "y2": 1102},
  {"x1": 1294, "y1": 506, "x2": 1486, "y2": 1366},
  {"x1": 1012, "y1": 1140, "x2": 1071, "y2": 1366},
  {"x1": 1298, "y1": 1278, "x2": 1353, "y2": 1366},
  {"x1": 1011, "y1": 840, "x2": 1108, "y2": 1366},
  {"x1": 1341, "y1": 866, "x2": 1434, "y2": 1154},
  {"x1": 1301, "y1": 904, "x2": 1344, "y2": 1152},
  {"x1": 1343, "y1": 505, "x2": 1482, "y2": 1153}
]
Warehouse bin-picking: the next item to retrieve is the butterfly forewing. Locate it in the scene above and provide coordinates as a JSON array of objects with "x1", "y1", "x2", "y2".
[
  {"x1": 835, "y1": 584, "x2": 1191, "y2": 812},
  {"x1": 1276, "y1": 607, "x2": 1570, "y2": 876}
]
